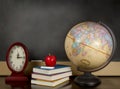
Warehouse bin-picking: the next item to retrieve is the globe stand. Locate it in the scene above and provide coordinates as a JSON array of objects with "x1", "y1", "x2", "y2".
[{"x1": 74, "y1": 72, "x2": 101, "y2": 87}]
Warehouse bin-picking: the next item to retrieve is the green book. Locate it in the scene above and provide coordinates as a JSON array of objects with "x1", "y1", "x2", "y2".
[{"x1": 33, "y1": 65, "x2": 71, "y2": 75}]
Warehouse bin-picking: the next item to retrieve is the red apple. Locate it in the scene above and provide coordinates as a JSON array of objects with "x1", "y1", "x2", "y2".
[{"x1": 45, "y1": 54, "x2": 56, "y2": 67}]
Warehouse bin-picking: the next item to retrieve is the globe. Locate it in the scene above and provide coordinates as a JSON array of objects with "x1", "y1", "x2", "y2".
[{"x1": 64, "y1": 21, "x2": 116, "y2": 87}]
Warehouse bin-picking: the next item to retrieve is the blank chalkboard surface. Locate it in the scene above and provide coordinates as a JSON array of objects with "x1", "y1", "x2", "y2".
[{"x1": 0, "y1": 0, "x2": 120, "y2": 61}]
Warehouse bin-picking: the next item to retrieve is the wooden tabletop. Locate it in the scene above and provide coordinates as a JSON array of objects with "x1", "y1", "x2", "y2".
[{"x1": 0, "y1": 76, "x2": 120, "y2": 89}]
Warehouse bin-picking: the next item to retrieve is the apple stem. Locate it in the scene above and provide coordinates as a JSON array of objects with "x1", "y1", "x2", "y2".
[{"x1": 49, "y1": 53, "x2": 51, "y2": 56}]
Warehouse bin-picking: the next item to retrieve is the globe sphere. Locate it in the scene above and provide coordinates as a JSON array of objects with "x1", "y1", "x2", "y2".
[{"x1": 65, "y1": 21, "x2": 116, "y2": 72}]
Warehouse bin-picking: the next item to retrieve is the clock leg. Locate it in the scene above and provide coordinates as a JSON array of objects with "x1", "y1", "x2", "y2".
[{"x1": 5, "y1": 76, "x2": 29, "y2": 88}]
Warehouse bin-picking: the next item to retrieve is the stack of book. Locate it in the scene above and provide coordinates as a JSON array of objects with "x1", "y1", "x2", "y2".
[{"x1": 31, "y1": 65, "x2": 72, "y2": 87}]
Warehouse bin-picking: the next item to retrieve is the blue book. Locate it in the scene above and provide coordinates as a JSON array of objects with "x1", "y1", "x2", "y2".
[{"x1": 33, "y1": 65, "x2": 71, "y2": 75}]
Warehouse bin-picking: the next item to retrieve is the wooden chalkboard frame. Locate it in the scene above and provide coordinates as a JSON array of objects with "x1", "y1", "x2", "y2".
[{"x1": 0, "y1": 61, "x2": 120, "y2": 76}]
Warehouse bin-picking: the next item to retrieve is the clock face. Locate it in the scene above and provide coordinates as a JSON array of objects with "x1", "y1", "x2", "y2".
[{"x1": 6, "y1": 42, "x2": 28, "y2": 72}]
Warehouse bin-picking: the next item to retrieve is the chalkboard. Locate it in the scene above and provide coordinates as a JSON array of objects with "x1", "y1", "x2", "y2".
[{"x1": 0, "y1": 0, "x2": 120, "y2": 61}]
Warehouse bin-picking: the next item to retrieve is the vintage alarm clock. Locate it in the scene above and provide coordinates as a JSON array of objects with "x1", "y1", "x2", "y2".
[{"x1": 6, "y1": 42, "x2": 29, "y2": 83}]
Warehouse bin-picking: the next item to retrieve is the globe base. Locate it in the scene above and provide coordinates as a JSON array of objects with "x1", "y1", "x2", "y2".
[{"x1": 74, "y1": 72, "x2": 101, "y2": 87}]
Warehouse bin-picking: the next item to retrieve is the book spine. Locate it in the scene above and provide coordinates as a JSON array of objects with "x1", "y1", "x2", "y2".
[
  {"x1": 33, "y1": 67, "x2": 71, "y2": 75},
  {"x1": 31, "y1": 77, "x2": 69, "y2": 87},
  {"x1": 31, "y1": 71, "x2": 72, "y2": 81}
]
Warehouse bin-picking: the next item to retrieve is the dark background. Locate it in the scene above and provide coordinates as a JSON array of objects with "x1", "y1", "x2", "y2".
[{"x1": 0, "y1": 0, "x2": 120, "y2": 61}]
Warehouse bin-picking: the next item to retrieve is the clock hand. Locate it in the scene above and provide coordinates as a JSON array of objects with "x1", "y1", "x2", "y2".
[
  {"x1": 17, "y1": 56, "x2": 25, "y2": 58},
  {"x1": 17, "y1": 49, "x2": 20, "y2": 58},
  {"x1": 17, "y1": 53, "x2": 19, "y2": 58}
]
